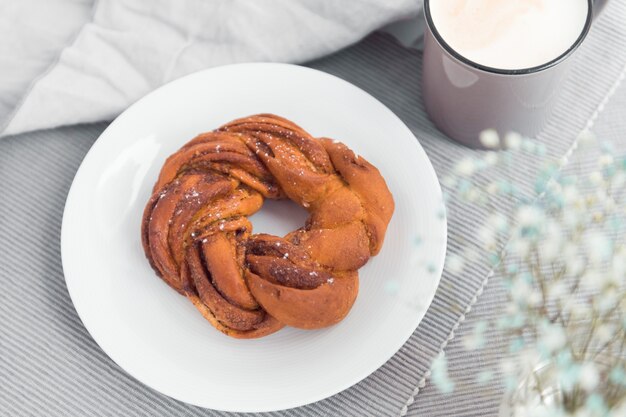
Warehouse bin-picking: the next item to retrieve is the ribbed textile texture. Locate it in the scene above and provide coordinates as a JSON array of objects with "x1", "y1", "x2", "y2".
[
  {"x1": 406, "y1": 75, "x2": 626, "y2": 417},
  {"x1": 2, "y1": 3, "x2": 626, "y2": 416}
]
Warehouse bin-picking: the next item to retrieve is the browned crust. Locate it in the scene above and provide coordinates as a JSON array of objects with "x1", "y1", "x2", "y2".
[{"x1": 141, "y1": 114, "x2": 394, "y2": 338}]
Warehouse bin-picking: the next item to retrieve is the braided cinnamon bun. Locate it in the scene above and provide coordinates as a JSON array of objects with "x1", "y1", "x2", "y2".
[{"x1": 142, "y1": 114, "x2": 394, "y2": 338}]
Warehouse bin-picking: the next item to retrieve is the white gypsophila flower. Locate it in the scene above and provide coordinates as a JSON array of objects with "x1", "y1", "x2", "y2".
[
  {"x1": 455, "y1": 158, "x2": 476, "y2": 176},
  {"x1": 569, "y1": 259, "x2": 587, "y2": 279},
  {"x1": 598, "y1": 154, "x2": 614, "y2": 167},
  {"x1": 612, "y1": 247, "x2": 626, "y2": 283},
  {"x1": 562, "y1": 240, "x2": 577, "y2": 255},
  {"x1": 577, "y1": 129, "x2": 597, "y2": 148},
  {"x1": 581, "y1": 270, "x2": 604, "y2": 292},
  {"x1": 562, "y1": 207, "x2": 583, "y2": 228},
  {"x1": 487, "y1": 182, "x2": 500, "y2": 195},
  {"x1": 585, "y1": 231, "x2": 613, "y2": 264},
  {"x1": 562, "y1": 185, "x2": 580, "y2": 206},
  {"x1": 595, "y1": 188, "x2": 609, "y2": 205},
  {"x1": 480, "y1": 129, "x2": 500, "y2": 148},
  {"x1": 519, "y1": 348, "x2": 543, "y2": 376},
  {"x1": 563, "y1": 242, "x2": 580, "y2": 264},
  {"x1": 489, "y1": 212, "x2": 509, "y2": 232},
  {"x1": 462, "y1": 245, "x2": 479, "y2": 263},
  {"x1": 511, "y1": 276, "x2": 533, "y2": 304},
  {"x1": 606, "y1": 268, "x2": 622, "y2": 288},
  {"x1": 585, "y1": 194, "x2": 598, "y2": 209},
  {"x1": 462, "y1": 321, "x2": 487, "y2": 350},
  {"x1": 516, "y1": 205, "x2": 546, "y2": 228},
  {"x1": 589, "y1": 171, "x2": 604, "y2": 186},
  {"x1": 546, "y1": 181, "x2": 563, "y2": 199},
  {"x1": 539, "y1": 323, "x2": 567, "y2": 353},
  {"x1": 484, "y1": 151, "x2": 499, "y2": 166},
  {"x1": 431, "y1": 353, "x2": 455, "y2": 393},
  {"x1": 479, "y1": 225, "x2": 497, "y2": 249},
  {"x1": 505, "y1": 300, "x2": 520, "y2": 315},
  {"x1": 563, "y1": 298, "x2": 592, "y2": 321},
  {"x1": 510, "y1": 237, "x2": 531, "y2": 258},
  {"x1": 528, "y1": 291, "x2": 542, "y2": 308},
  {"x1": 500, "y1": 358, "x2": 516, "y2": 376},
  {"x1": 539, "y1": 221, "x2": 563, "y2": 262},
  {"x1": 547, "y1": 280, "x2": 567, "y2": 303},
  {"x1": 595, "y1": 287, "x2": 619, "y2": 313},
  {"x1": 612, "y1": 171, "x2": 626, "y2": 189},
  {"x1": 476, "y1": 370, "x2": 494, "y2": 384},
  {"x1": 465, "y1": 188, "x2": 480, "y2": 202},
  {"x1": 591, "y1": 211, "x2": 605, "y2": 224},
  {"x1": 522, "y1": 139, "x2": 536, "y2": 153},
  {"x1": 461, "y1": 335, "x2": 478, "y2": 351},
  {"x1": 595, "y1": 324, "x2": 614, "y2": 345},
  {"x1": 505, "y1": 132, "x2": 523, "y2": 150},
  {"x1": 603, "y1": 196, "x2": 617, "y2": 212},
  {"x1": 578, "y1": 362, "x2": 600, "y2": 392},
  {"x1": 442, "y1": 175, "x2": 457, "y2": 189},
  {"x1": 446, "y1": 253, "x2": 465, "y2": 275}
]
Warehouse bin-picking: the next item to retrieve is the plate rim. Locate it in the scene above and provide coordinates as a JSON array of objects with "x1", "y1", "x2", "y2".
[{"x1": 61, "y1": 62, "x2": 447, "y2": 412}]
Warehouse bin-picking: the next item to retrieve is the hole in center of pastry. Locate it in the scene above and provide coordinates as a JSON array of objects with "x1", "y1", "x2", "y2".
[{"x1": 248, "y1": 199, "x2": 309, "y2": 237}]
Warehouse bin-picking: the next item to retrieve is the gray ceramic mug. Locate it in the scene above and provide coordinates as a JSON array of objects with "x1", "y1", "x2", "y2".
[{"x1": 422, "y1": 0, "x2": 602, "y2": 147}]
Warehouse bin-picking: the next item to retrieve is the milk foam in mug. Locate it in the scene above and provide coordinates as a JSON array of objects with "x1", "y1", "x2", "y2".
[{"x1": 422, "y1": 0, "x2": 596, "y2": 147}]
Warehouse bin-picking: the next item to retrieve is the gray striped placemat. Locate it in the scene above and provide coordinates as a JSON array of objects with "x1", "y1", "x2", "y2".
[
  {"x1": 403, "y1": 4, "x2": 626, "y2": 416},
  {"x1": 1, "y1": 3, "x2": 626, "y2": 416},
  {"x1": 406, "y1": 74, "x2": 626, "y2": 417}
]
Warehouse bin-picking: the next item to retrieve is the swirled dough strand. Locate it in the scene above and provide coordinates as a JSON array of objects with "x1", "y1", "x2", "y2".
[{"x1": 141, "y1": 114, "x2": 394, "y2": 338}]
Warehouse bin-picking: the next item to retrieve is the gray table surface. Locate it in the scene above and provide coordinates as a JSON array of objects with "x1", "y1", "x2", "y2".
[{"x1": 2, "y1": 3, "x2": 626, "y2": 416}]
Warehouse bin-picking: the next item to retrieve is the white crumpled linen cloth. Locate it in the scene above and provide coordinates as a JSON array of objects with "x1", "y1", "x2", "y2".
[{"x1": 0, "y1": 0, "x2": 423, "y2": 137}]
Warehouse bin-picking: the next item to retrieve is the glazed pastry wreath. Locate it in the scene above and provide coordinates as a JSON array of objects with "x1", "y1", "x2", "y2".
[{"x1": 142, "y1": 114, "x2": 394, "y2": 338}]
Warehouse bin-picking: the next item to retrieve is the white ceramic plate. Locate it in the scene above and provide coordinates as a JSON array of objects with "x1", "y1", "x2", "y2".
[{"x1": 62, "y1": 63, "x2": 447, "y2": 412}]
